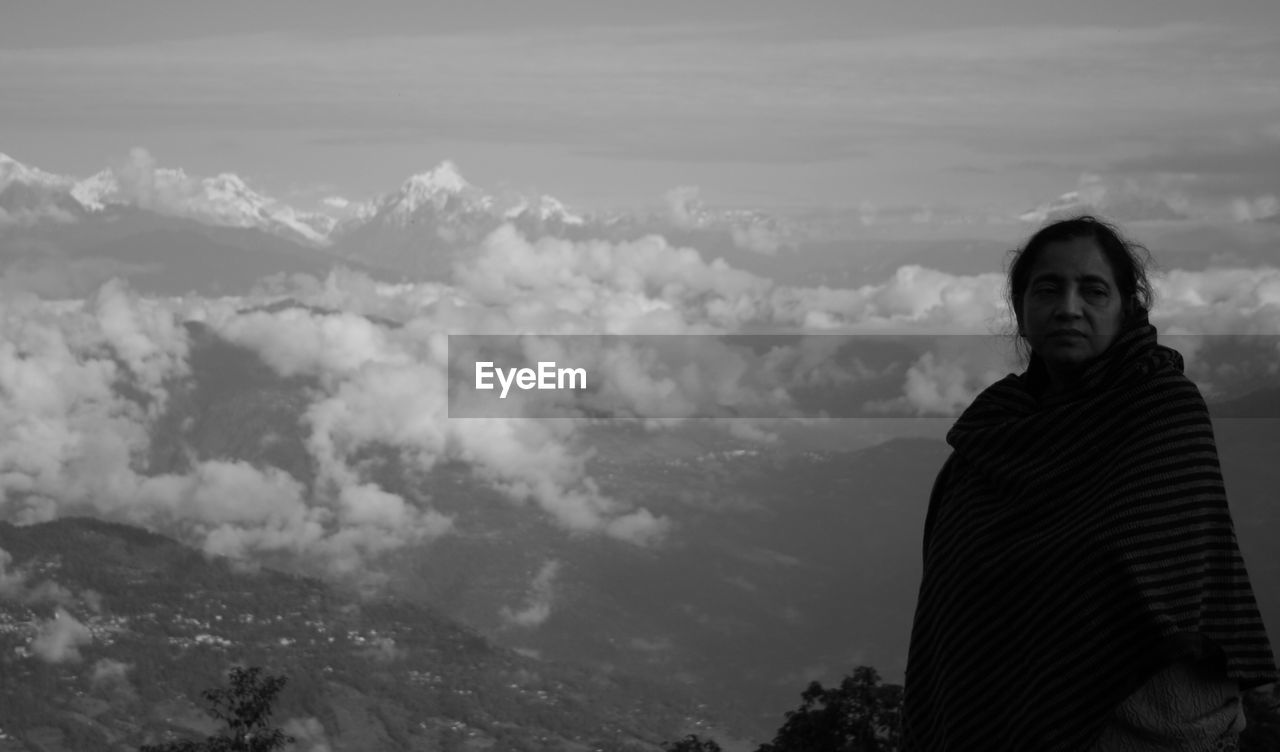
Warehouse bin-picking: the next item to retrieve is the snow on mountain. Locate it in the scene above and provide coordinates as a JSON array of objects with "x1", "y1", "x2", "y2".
[
  {"x1": 69, "y1": 169, "x2": 117, "y2": 211},
  {"x1": 1019, "y1": 189, "x2": 1193, "y2": 224},
  {"x1": 1018, "y1": 190, "x2": 1088, "y2": 224},
  {"x1": 378, "y1": 160, "x2": 494, "y2": 223},
  {"x1": 1019, "y1": 175, "x2": 1194, "y2": 224},
  {"x1": 2, "y1": 151, "x2": 598, "y2": 252},
  {"x1": 0, "y1": 152, "x2": 74, "y2": 191},
  {"x1": 3, "y1": 153, "x2": 335, "y2": 245},
  {"x1": 502, "y1": 194, "x2": 586, "y2": 226},
  {"x1": 0, "y1": 153, "x2": 85, "y2": 225},
  {"x1": 192, "y1": 172, "x2": 331, "y2": 245},
  {"x1": 5, "y1": 150, "x2": 794, "y2": 265},
  {"x1": 322, "y1": 195, "x2": 378, "y2": 220}
]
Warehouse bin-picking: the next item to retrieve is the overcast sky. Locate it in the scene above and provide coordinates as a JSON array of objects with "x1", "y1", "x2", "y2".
[{"x1": 2, "y1": 0, "x2": 1278, "y2": 215}]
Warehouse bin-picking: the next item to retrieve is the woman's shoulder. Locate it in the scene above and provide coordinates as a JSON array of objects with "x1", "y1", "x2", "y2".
[{"x1": 1138, "y1": 354, "x2": 1209, "y2": 410}]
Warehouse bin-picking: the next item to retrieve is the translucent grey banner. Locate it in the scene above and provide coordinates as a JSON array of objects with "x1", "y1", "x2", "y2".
[{"x1": 446, "y1": 335, "x2": 1280, "y2": 419}]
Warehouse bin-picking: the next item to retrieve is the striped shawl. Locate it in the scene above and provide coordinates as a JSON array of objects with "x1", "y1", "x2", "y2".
[{"x1": 902, "y1": 316, "x2": 1276, "y2": 751}]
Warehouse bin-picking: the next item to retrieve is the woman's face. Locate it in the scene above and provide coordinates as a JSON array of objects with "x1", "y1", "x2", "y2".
[{"x1": 1019, "y1": 237, "x2": 1126, "y2": 387}]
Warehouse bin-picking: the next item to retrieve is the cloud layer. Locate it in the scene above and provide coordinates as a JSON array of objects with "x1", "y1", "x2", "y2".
[{"x1": 2, "y1": 220, "x2": 1277, "y2": 580}]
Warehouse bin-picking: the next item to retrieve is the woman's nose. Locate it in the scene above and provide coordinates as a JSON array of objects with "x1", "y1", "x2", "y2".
[{"x1": 1055, "y1": 289, "x2": 1084, "y2": 317}]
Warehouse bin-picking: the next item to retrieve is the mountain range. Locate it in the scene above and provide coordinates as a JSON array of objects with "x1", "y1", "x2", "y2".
[
  {"x1": 1, "y1": 152, "x2": 810, "y2": 294},
  {"x1": 7, "y1": 151, "x2": 1280, "y2": 300}
]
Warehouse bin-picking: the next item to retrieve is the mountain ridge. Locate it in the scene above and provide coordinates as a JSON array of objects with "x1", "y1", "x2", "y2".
[{"x1": 0, "y1": 515, "x2": 718, "y2": 752}]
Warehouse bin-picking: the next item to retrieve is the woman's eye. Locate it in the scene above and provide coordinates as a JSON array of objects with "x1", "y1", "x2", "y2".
[{"x1": 1085, "y1": 287, "x2": 1109, "y2": 298}]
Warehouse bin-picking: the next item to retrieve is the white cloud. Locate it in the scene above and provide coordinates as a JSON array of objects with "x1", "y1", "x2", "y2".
[
  {"x1": 730, "y1": 223, "x2": 782, "y2": 255},
  {"x1": 30, "y1": 607, "x2": 93, "y2": 663},
  {"x1": 1023, "y1": 172, "x2": 1280, "y2": 225},
  {"x1": 91, "y1": 658, "x2": 138, "y2": 702},
  {"x1": 867, "y1": 347, "x2": 1009, "y2": 417},
  {"x1": 0, "y1": 547, "x2": 79, "y2": 606},
  {"x1": 283, "y1": 717, "x2": 333, "y2": 752},
  {"x1": 0, "y1": 204, "x2": 78, "y2": 227},
  {"x1": 1, "y1": 204, "x2": 1277, "y2": 584},
  {"x1": 664, "y1": 186, "x2": 704, "y2": 229},
  {"x1": 501, "y1": 560, "x2": 561, "y2": 628},
  {"x1": 1231, "y1": 194, "x2": 1279, "y2": 222},
  {"x1": 1154, "y1": 268, "x2": 1280, "y2": 334},
  {"x1": 0, "y1": 547, "x2": 27, "y2": 599},
  {"x1": 215, "y1": 294, "x2": 669, "y2": 548},
  {"x1": 362, "y1": 636, "x2": 407, "y2": 664},
  {"x1": 91, "y1": 657, "x2": 132, "y2": 686}
]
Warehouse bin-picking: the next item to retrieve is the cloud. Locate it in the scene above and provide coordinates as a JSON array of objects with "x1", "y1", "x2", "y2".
[
  {"x1": 1231, "y1": 195, "x2": 1279, "y2": 222},
  {"x1": 764, "y1": 265, "x2": 1008, "y2": 333},
  {"x1": 215, "y1": 289, "x2": 670, "y2": 547},
  {"x1": 1, "y1": 202, "x2": 1277, "y2": 585},
  {"x1": 361, "y1": 636, "x2": 407, "y2": 664},
  {"x1": 1025, "y1": 158, "x2": 1280, "y2": 225},
  {"x1": 1106, "y1": 125, "x2": 1280, "y2": 200},
  {"x1": 1150, "y1": 267, "x2": 1280, "y2": 398},
  {"x1": 91, "y1": 657, "x2": 132, "y2": 685},
  {"x1": 664, "y1": 186, "x2": 704, "y2": 229},
  {"x1": 0, "y1": 547, "x2": 27, "y2": 599},
  {"x1": 730, "y1": 223, "x2": 782, "y2": 255},
  {"x1": 1154, "y1": 267, "x2": 1280, "y2": 335},
  {"x1": 0, "y1": 204, "x2": 78, "y2": 227},
  {"x1": 454, "y1": 225, "x2": 773, "y2": 330},
  {"x1": 91, "y1": 658, "x2": 139, "y2": 702},
  {"x1": 661, "y1": 185, "x2": 786, "y2": 254},
  {"x1": 0, "y1": 547, "x2": 80, "y2": 606},
  {"x1": 501, "y1": 560, "x2": 561, "y2": 628},
  {"x1": 0, "y1": 284, "x2": 447, "y2": 577},
  {"x1": 0, "y1": 238, "x2": 157, "y2": 299},
  {"x1": 30, "y1": 607, "x2": 93, "y2": 663},
  {"x1": 865, "y1": 345, "x2": 1009, "y2": 417},
  {"x1": 7, "y1": 22, "x2": 1271, "y2": 170},
  {"x1": 283, "y1": 717, "x2": 333, "y2": 752},
  {"x1": 82, "y1": 148, "x2": 328, "y2": 242},
  {"x1": 22, "y1": 579, "x2": 78, "y2": 607}
]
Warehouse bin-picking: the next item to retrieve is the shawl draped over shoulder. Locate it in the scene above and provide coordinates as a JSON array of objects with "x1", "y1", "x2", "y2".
[{"x1": 901, "y1": 314, "x2": 1276, "y2": 751}]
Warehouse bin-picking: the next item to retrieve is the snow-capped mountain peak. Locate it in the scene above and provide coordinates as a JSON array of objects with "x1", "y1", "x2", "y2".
[
  {"x1": 535, "y1": 195, "x2": 585, "y2": 225},
  {"x1": 70, "y1": 170, "x2": 118, "y2": 211},
  {"x1": 0, "y1": 153, "x2": 86, "y2": 226},
  {"x1": 0, "y1": 152, "x2": 74, "y2": 190},
  {"x1": 382, "y1": 160, "x2": 493, "y2": 220},
  {"x1": 187, "y1": 172, "x2": 332, "y2": 245}
]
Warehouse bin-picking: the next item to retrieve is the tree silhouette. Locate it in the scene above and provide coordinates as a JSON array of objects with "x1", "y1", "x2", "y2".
[
  {"x1": 140, "y1": 666, "x2": 295, "y2": 752},
  {"x1": 662, "y1": 733, "x2": 723, "y2": 751},
  {"x1": 756, "y1": 665, "x2": 902, "y2": 752}
]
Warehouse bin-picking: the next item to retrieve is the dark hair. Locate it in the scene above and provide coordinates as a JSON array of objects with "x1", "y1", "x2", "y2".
[{"x1": 1006, "y1": 214, "x2": 1155, "y2": 361}]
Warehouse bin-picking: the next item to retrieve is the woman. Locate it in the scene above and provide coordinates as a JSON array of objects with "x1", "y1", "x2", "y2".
[{"x1": 901, "y1": 216, "x2": 1276, "y2": 751}]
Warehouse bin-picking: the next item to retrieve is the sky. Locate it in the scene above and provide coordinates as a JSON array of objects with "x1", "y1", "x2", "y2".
[{"x1": 3, "y1": 0, "x2": 1279, "y2": 215}]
